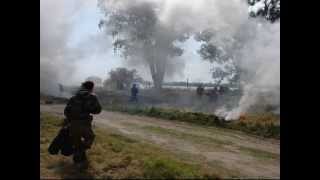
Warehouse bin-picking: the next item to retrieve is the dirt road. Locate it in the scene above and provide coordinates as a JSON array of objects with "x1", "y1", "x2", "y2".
[{"x1": 40, "y1": 104, "x2": 280, "y2": 178}]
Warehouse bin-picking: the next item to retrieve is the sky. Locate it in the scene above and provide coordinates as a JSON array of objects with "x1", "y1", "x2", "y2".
[{"x1": 63, "y1": 0, "x2": 214, "y2": 84}]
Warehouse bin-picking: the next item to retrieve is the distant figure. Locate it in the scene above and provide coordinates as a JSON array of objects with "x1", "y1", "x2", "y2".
[
  {"x1": 130, "y1": 84, "x2": 139, "y2": 102},
  {"x1": 219, "y1": 86, "x2": 228, "y2": 95},
  {"x1": 58, "y1": 84, "x2": 64, "y2": 96},
  {"x1": 196, "y1": 84, "x2": 205, "y2": 97},
  {"x1": 58, "y1": 84, "x2": 64, "y2": 92},
  {"x1": 207, "y1": 87, "x2": 218, "y2": 102},
  {"x1": 64, "y1": 81, "x2": 102, "y2": 170}
]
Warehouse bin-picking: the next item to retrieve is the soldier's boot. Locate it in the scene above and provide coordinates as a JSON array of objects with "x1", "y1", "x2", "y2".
[{"x1": 73, "y1": 151, "x2": 89, "y2": 170}]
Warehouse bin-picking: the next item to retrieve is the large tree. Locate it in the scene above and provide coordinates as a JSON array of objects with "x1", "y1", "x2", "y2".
[{"x1": 98, "y1": 1, "x2": 188, "y2": 89}]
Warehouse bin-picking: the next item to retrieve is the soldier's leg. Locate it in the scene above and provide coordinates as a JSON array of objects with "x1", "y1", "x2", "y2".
[
  {"x1": 70, "y1": 123, "x2": 85, "y2": 164},
  {"x1": 83, "y1": 125, "x2": 95, "y2": 149},
  {"x1": 74, "y1": 125, "x2": 94, "y2": 170}
]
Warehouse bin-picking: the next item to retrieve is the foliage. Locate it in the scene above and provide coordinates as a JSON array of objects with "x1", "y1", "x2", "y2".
[
  {"x1": 104, "y1": 68, "x2": 143, "y2": 90},
  {"x1": 99, "y1": 1, "x2": 189, "y2": 89}
]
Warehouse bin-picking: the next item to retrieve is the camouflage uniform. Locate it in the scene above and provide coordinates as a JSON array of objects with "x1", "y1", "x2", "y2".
[{"x1": 64, "y1": 88, "x2": 101, "y2": 166}]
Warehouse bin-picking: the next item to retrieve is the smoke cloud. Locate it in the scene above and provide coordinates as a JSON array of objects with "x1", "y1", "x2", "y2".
[
  {"x1": 40, "y1": 0, "x2": 113, "y2": 96},
  {"x1": 99, "y1": 0, "x2": 280, "y2": 118},
  {"x1": 41, "y1": 0, "x2": 279, "y2": 118}
]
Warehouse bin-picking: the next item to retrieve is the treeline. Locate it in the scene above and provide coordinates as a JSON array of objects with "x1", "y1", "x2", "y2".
[{"x1": 162, "y1": 82, "x2": 236, "y2": 88}]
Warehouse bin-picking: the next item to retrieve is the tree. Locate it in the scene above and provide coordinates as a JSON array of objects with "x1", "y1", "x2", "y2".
[
  {"x1": 104, "y1": 68, "x2": 143, "y2": 90},
  {"x1": 248, "y1": 0, "x2": 280, "y2": 22},
  {"x1": 85, "y1": 76, "x2": 102, "y2": 86},
  {"x1": 195, "y1": 30, "x2": 239, "y2": 88},
  {"x1": 194, "y1": 0, "x2": 280, "y2": 88},
  {"x1": 98, "y1": 1, "x2": 188, "y2": 89},
  {"x1": 211, "y1": 63, "x2": 239, "y2": 89}
]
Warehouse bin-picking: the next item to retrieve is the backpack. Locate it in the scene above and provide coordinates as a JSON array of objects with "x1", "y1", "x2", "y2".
[{"x1": 48, "y1": 126, "x2": 74, "y2": 156}]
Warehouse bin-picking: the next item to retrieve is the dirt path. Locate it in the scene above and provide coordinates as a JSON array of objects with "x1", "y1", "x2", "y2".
[{"x1": 40, "y1": 104, "x2": 280, "y2": 178}]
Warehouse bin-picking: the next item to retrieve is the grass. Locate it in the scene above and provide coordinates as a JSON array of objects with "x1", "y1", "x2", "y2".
[
  {"x1": 237, "y1": 146, "x2": 279, "y2": 161},
  {"x1": 140, "y1": 126, "x2": 233, "y2": 148},
  {"x1": 40, "y1": 112, "x2": 222, "y2": 179},
  {"x1": 140, "y1": 125, "x2": 278, "y2": 162},
  {"x1": 227, "y1": 113, "x2": 280, "y2": 139},
  {"x1": 105, "y1": 105, "x2": 226, "y2": 126},
  {"x1": 104, "y1": 105, "x2": 280, "y2": 139}
]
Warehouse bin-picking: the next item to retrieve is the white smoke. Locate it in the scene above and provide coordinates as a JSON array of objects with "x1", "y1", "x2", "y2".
[
  {"x1": 100, "y1": 0, "x2": 280, "y2": 119},
  {"x1": 40, "y1": 0, "x2": 112, "y2": 96},
  {"x1": 218, "y1": 20, "x2": 280, "y2": 120},
  {"x1": 41, "y1": 0, "x2": 279, "y2": 118},
  {"x1": 162, "y1": 0, "x2": 279, "y2": 120}
]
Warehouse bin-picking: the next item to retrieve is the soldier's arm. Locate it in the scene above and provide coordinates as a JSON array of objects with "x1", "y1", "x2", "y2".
[
  {"x1": 64, "y1": 98, "x2": 73, "y2": 117},
  {"x1": 88, "y1": 95, "x2": 102, "y2": 114}
]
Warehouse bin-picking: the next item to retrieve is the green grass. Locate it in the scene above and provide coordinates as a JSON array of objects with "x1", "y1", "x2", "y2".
[
  {"x1": 104, "y1": 105, "x2": 280, "y2": 139},
  {"x1": 40, "y1": 112, "x2": 221, "y2": 179}
]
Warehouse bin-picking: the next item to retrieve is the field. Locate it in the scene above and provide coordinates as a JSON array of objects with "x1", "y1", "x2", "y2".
[
  {"x1": 40, "y1": 104, "x2": 280, "y2": 179},
  {"x1": 40, "y1": 112, "x2": 219, "y2": 179}
]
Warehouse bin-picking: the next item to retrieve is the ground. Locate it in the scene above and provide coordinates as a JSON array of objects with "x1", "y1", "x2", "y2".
[{"x1": 40, "y1": 104, "x2": 280, "y2": 179}]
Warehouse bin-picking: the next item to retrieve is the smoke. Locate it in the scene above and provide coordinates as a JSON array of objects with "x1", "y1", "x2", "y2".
[
  {"x1": 41, "y1": 0, "x2": 279, "y2": 118},
  {"x1": 161, "y1": 0, "x2": 280, "y2": 119},
  {"x1": 99, "y1": 0, "x2": 195, "y2": 88},
  {"x1": 40, "y1": 0, "x2": 113, "y2": 96},
  {"x1": 40, "y1": 0, "x2": 72, "y2": 95},
  {"x1": 223, "y1": 22, "x2": 280, "y2": 120},
  {"x1": 99, "y1": 0, "x2": 280, "y2": 118}
]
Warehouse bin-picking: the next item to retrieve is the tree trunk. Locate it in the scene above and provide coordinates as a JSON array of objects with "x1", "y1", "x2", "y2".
[{"x1": 148, "y1": 59, "x2": 165, "y2": 90}]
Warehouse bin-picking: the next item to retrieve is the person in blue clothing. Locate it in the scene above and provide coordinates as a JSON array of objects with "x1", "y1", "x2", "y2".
[{"x1": 130, "y1": 84, "x2": 139, "y2": 102}]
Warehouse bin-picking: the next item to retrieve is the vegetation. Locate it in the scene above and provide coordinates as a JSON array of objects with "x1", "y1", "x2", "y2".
[
  {"x1": 237, "y1": 146, "x2": 279, "y2": 161},
  {"x1": 227, "y1": 113, "x2": 280, "y2": 139},
  {"x1": 40, "y1": 93, "x2": 69, "y2": 104},
  {"x1": 40, "y1": 112, "x2": 220, "y2": 179},
  {"x1": 103, "y1": 68, "x2": 143, "y2": 90},
  {"x1": 104, "y1": 105, "x2": 280, "y2": 139},
  {"x1": 99, "y1": 1, "x2": 188, "y2": 89}
]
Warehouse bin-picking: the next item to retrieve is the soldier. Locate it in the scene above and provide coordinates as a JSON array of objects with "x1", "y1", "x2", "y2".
[
  {"x1": 130, "y1": 84, "x2": 139, "y2": 102},
  {"x1": 196, "y1": 84, "x2": 205, "y2": 97},
  {"x1": 64, "y1": 81, "x2": 102, "y2": 170}
]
